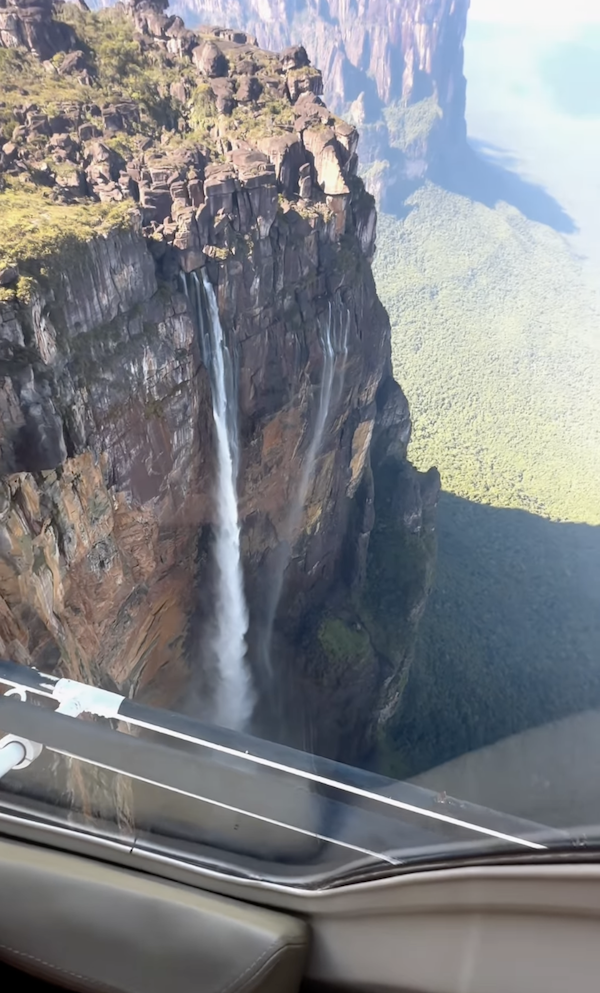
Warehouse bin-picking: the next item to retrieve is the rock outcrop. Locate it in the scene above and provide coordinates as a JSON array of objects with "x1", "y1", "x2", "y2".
[
  {"x1": 171, "y1": 0, "x2": 471, "y2": 206},
  {"x1": 0, "y1": 0, "x2": 437, "y2": 769},
  {"x1": 0, "y1": 0, "x2": 75, "y2": 60}
]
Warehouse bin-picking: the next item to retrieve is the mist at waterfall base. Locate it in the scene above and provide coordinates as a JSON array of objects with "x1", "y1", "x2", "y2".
[{"x1": 183, "y1": 271, "x2": 253, "y2": 731}]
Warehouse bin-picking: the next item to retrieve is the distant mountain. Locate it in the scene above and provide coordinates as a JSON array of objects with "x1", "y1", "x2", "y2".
[{"x1": 169, "y1": 0, "x2": 471, "y2": 206}]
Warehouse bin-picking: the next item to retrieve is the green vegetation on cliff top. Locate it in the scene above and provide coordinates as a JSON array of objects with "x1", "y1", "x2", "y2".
[
  {"x1": 0, "y1": 6, "x2": 176, "y2": 278},
  {"x1": 0, "y1": 4, "x2": 329, "y2": 278},
  {"x1": 0, "y1": 8, "x2": 184, "y2": 135},
  {"x1": 0, "y1": 179, "x2": 132, "y2": 286}
]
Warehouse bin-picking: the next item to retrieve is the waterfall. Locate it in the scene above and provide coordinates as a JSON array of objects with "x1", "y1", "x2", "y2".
[
  {"x1": 295, "y1": 305, "x2": 337, "y2": 519},
  {"x1": 293, "y1": 301, "x2": 351, "y2": 540},
  {"x1": 259, "y1": 300, "x2": 351, "y2": 676},
  {"x1": 186, "y1": 269, "x2": 253, "y2": 730}
]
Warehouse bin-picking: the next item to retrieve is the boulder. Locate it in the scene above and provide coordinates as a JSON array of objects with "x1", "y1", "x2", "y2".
[
  {"x1": 49, "y1": 132, "x2": 80, "y2": 161},
  {"x1": 130, "y1": 0, "x2": 170, "y2": 38},
  {"x1": 236, "y1": 74, "x2": 262, "y2": 103},
  {"x1": 86, "y1": 141, "x2": 122, "y2": 182},
  {"x1": 114, "y1": 102, "x2": 140, "y2": 129},
  {"x1": 333, "y1": 120, "x2": 359, "y2": 161},
  {"x1": 204, "y1": 163, "x2": 237, "y2": 198},
  {"x1": 258, "y1": 132, "x2": 305, "y2": 196},
  {"x1": 0, "y1": 0, "x2": 75, "y2": 60},
  {"x1": 0, "y1": 142, "x2": 18, "y2": 166},
  {"x1": 170, "y1": 180, "x2": 189, "y2": 202},
  {"x1": 192, "y1": 40, "x2": 228, "y2": 78},
  {"x1": 236, "y1": 58, "x2": 257, "y2": 75},
  {"x1": 259, "y1": 74, "x2": 288, "y2": 100},
  {"x1": 287, "y1": 67, "x2": 324, "y2": 103},
  {"x1": 0, "y1": 264, "x2": 19, "y2": 287},
  {"x1": 169, "y1": 80, "x2": 188, "y2": 104},
  {"x1": 210, "y1": 77, "x2": 236, "y2": 115},
  {"x1": 97, "y1": 183, "x2": 123, "y2": 203},
  {"x1": 211, "y1": 27, "x2": 257, "y2": 46},
  {"x1": 303, "y1": 126, "x2": 349, "y2": 195},
  {"x1": 280, "y1": 45, "x2": 310, "y2": 71},
  {"x1": 292, "y1": 92, "x2": 328, "y2": 132},
  {"x1": 78, "y1": 122, "x2": 101, "y2": 142},
  {"x1": 165, "y1": 18, "x2": 196, "y2": 57},
  {"x1": 26, "y1": 110, "x2": 49, "y2": 135},
  {"x1": 140, "y1": 183, "x2": 172, "y2": 223},
  {"x1": 230, "y1": 148, "x2": 270, "y2": 172},
  {"x1": 102, "y1": 107, "x2": 124, "y2": 133},
  {"x1": 58, "y1": 50, "x2": 89, "y2": 77}
]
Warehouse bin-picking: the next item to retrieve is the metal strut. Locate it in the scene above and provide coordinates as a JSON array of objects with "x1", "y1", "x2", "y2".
[
  {"x1": 0, "y1": 659, "x2": 553, "y2": 852},
  {"x1": 0, "y1": 672, "x2": 125, "y2": 780}
]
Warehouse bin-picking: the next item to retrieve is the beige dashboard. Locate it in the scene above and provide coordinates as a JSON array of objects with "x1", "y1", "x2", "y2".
[{"x1": 1, "y1": 831, "x2": 600, "y2": 993}]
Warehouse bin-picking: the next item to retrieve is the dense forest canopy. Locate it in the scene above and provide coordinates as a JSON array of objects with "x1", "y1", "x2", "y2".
[
  {"x1": 373, "y1": 183, "x2": 600, "y2": 776},
  {"x1": 376, "y1": 186, "x2": 600, "y2": 526}
]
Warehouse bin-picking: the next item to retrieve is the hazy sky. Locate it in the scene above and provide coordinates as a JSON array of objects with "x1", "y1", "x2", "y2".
[
  {"x1": 469, "y1": 0, "x2": 600, "y2": 27},
  {"x1": 465, "y1": 0, "x2": 600, "y2": 277}
]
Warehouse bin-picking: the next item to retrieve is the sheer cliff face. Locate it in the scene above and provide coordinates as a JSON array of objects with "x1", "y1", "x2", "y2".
[
  {"x1": 171, "y1": 0, "x2": 471, "y2": 203},
  {"x1": 0, "y1": 0, "x2": 437, "y2": 761}
]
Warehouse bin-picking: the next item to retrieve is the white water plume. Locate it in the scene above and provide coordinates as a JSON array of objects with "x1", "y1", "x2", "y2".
[
  {"x1": 259, "y1": 301, "x2": 351, "y2": 675},
  {"x1": 295, "y1": 305, "x2": 336, "y2": 518},
  {"x1": 293, "y1": 301, "x2": 351, "y2": 529},
  {"x1": 185, "y1": 270, "x2": 253, "y2": 730}
]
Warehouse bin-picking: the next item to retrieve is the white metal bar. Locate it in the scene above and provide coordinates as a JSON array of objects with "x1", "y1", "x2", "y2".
[
  {"x1": 0, "y1": 741, "x2": 26, "y2": 779},
  {"x1": 119, "y1": 715, "x2": 548, "y2": 852}
]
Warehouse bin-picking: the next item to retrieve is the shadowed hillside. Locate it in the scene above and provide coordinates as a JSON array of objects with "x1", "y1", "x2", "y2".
[{"x1": 381, "y1": 493, "x2": 600, "y2": 777}]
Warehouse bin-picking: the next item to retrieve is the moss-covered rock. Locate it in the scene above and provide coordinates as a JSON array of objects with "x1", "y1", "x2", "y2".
[
  {"x1": 317, "y1": 616, "x2": 373, "y2": 673},
  {"x1": 384, "y1": 96, "x2": 443, "y2": 155}
]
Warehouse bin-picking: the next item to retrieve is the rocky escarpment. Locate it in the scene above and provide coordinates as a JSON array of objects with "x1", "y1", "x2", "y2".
[
  {"x1": 0, "y1": 0, "x2": 438, "y2": 769},
  {"x1": 171, "y1": 0, "x2": 471, "y2": 207}
]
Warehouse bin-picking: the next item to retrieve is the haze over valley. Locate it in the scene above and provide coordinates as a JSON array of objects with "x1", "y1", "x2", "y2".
[{"x1": 373, "y1": 0, "x2": 600, "y2": 776}]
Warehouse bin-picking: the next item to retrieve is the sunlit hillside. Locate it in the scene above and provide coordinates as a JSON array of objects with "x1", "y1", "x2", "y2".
[
  {"x1": 375, "y1": 184, "x2": 600, "y2": 525},
  {"x1": 373, "y1": 183, "x2": 600, "y2": 776}
]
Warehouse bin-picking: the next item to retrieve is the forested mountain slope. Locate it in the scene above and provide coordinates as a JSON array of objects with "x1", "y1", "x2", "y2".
[{"x1": 373, "y1": 183, "x2": 600, "y2": 775}]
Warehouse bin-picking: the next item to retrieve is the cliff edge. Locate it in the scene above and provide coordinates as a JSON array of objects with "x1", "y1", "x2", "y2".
[
  {"x1": 0, "y1": 0, "x2": 438, "y2": 769},
  {"x1": 168, "y1": 0, "x2": 471, "y2": 207}
]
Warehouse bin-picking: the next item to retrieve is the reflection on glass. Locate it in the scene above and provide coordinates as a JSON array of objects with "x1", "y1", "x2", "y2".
[{"x1": 0, "y1": 0, "x2": 598, "y2": 882}]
